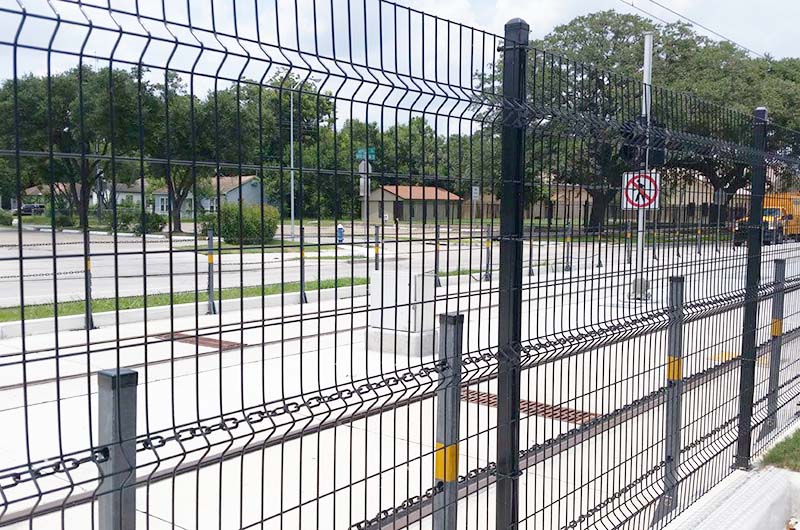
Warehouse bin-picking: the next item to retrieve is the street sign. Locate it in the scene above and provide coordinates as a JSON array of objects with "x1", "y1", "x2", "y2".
[
  {"x1": 621, "y1": 171, "x2": 660, "y2": 210},
  {"x1": 358, "y1": 160, "x2": 372, "y2": 197},
  {"x1": 355, "y1": 147, "x2": 376, "y2": 161},
  {"x1": 471, "y1": 186, "x2": 480, "y2": 202}
]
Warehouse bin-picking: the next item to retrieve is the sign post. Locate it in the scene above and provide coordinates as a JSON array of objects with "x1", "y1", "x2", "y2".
[
  {"x1": 359, "y1": 160, "x2": 372, "y2": 241},
  {"x1": 471, "y1": 186, "x2": 480, "y2": 219},
  {"x1": 628, "y1": 31, "x2": 655, "y2": 300},
  {"x1": 621, "y1": 170, "x2": 660, "y2": 298}
]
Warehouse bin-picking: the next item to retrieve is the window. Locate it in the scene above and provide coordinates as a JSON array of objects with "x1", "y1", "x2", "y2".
[
  {"x1": 206, "y1": 198, "x2": 218, "y2": 213},
  {"x1": 158, "y1": 196, "x2": 168, "y2": 213}
]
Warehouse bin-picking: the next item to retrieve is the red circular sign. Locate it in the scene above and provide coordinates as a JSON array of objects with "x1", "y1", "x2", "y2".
[{"x1": 624, "y1": 173, "x2": 658, "y2": 208}]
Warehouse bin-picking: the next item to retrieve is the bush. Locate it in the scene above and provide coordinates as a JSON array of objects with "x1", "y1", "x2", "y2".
[
  {"x1": 0, "y1": 209, "x2": 12, "y2": 226},
  {"x1": 54, "y1": 213, "x2": 75, "y2": 228},
  {"x1": 197, "y1": 213, "x2": 217, "y2": 235},
  {"x1": 114, "y1": 209, "x2": 139, "y2": 232},
  {"x1": 219, "y1": 203, "x2": 278, "y2": 245},
  {"x1": 134, "y1": 212, "x2": 167, "y2": 235}
]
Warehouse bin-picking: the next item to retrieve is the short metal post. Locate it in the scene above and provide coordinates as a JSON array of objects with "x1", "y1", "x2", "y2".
[
  {"x1": 98, "y1": 368, "x2": 138, "y2": 530},
  {"x1": 300, "y1": 226, "x2": 308, "y2": 304},
  {"x1": 735, "y1": 107, "x2": 769, "y2": 470},
  {"x1": 207, "y1": 228, "x2": 217, "y2": 315},
  {"x1": 374, "y1": 224, "x2": 380, "y2": 271},
  {"x1": 652, "y1": 215, "x2": 659, "y2": 261},
  {"x1": 695, "y1": 214, "x2": 702, "y2": 255},
  {"x1": 563, "y1": 221, "x2": 573, "y2": 271},
  {"x1": 651, "y1": 277, "x2": 684, "y2": 525},
  {"x1": 596, "y1": 227, "x2": 603, "y2": 269},
  {"x1": 760, "y1": 259, "x2": 786, "y2": 440},
  {"x1": 528, "y1": 228, "x2": 536, "y2": 276},
  {"x1": 83, "y1": 229, "x2": 96, "y2": 330},
  {"x1": 482, "y1": 225, "x2": 492, "y2": 281},
  {"x1": 626, "y1": 220, "x2": 632, "y2": 265},
  {"x1": 433, "y1": 313, "x2": 464, "y2": 530},
  {"x1": 434, "y1": 224, "x2": 442, "y2": 286}
]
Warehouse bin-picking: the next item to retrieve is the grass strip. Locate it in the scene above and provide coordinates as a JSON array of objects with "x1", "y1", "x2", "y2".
[{"x1": 0, "y1": 277, "x2": 368, "y2": 323}]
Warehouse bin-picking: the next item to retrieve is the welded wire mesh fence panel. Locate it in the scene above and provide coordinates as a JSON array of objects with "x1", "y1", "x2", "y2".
[{"x1": 1, "y1": 1, "x2": 800, "y2": 530}]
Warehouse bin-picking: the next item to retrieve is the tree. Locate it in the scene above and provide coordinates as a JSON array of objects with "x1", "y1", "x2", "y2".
[{"x1": 0, "y1": 66, "x2": 151, "y2": 227}]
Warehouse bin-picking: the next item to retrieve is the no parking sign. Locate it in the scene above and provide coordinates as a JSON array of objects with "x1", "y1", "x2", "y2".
[{"x1": 621, "y1": 171, "x2": 660, "y2": 210}]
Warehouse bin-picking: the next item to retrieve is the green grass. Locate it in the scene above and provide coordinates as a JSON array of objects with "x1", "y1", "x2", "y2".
[
  {"x1": 762, "y1": 429, "x2": 800, "y2": 472},
  {"x1": 441, "y1": 268, "x2": 484, "y2": 277},
  {"x1": 203, "y1": 240, "x2": 338, "y2": 254},
  {"x1": 0, "y1": 277, "x2": 369, "y2": 323}
]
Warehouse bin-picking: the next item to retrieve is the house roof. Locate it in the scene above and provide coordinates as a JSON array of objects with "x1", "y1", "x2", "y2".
[
  {"x1": 23, "y1": 183, "x2": 75, "y2": 196},
  {"x1": 153, "y1": 175, "x2": 257, "y2": 195},
  {"x1": 378, "y1": 185, "x2": 461, "y2": 201},
  {"x1": 114, "y1": 181, "x2": 146, "y2": 194}
]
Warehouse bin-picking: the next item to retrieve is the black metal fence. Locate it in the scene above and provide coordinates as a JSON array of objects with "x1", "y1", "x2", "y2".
[{"x1": 1, "y1": 1, "x2": 800, "y2": 530}]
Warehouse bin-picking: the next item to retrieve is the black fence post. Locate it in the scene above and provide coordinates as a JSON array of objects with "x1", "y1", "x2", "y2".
[
  {"x1": 734, "y1": 106, "x2": 768, "y2": 470},
  {"x1": 496, "y1": 17, "x2": 529, "y2": 530},
  {"x1": 98, "y1": 368, "x2": 138, "y2": 530}
]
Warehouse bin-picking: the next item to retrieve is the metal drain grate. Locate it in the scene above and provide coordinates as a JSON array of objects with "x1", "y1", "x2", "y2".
[
  {"x1": 156, "y1": 332, "x2": 244, "y2": 352},
  {"x1": 461, "y1": 388, "x2": 596, "y2": 425}
]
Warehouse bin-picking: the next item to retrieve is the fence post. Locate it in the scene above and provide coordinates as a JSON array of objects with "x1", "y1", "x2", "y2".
[
  {"x1": 374, "y1": 224, "x2": 380, "y2": 271},
  {"x1": 98, "y1": 368, "x2": 138, "y2": 530},
  {"x1": 83, "y1": 230, "x2": 95, "y2": 330},
  {"x1": 759, "y1": 258, "x2": 786, "y2": 441},
  {"x1": 652, "y1": 277, "x2": 685, "y2": 524},
  {"x1": 207, "y1": 227, "x2": 216, "y2": 315},
  {"x1": 482, "y1": 225, "x2": 492, "y2": 281},
  {"x1": 496, "y1": 18, "x2": 528, "y2": 530},
  {"x1": 563, "y1": 221, "x2": 573, "y2": 272},
  {"x1": 734, "y1": 106, "x2": 768, "y2": 470},
  {"x1": 626, "y1": 220, "x2": 632, "y2": 265},
  {"x1": 300, "y1": 226, "x2": 308, "y2": 304},
  {"x1": 695, "y1": 213, "x2": 702, "y2": 255},
  {"x1": 434, "y1": 224, "x2": 442, "y2": 286},
  {"x1": 433, "y1": 313, "x2": 464, "y2": 530}
]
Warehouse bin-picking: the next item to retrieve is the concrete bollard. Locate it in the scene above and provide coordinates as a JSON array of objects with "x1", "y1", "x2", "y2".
[
  {"x1": 433, "y1": 313, "x2": 464, "y2": 530},
  {"x1": 98, "y1": 368, "x2": 139, "y2": 530}
]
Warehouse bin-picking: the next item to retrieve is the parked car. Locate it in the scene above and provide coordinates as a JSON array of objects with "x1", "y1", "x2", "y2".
[{"x1": 15, "y1": 204, "x2": 45, "y2": 216}]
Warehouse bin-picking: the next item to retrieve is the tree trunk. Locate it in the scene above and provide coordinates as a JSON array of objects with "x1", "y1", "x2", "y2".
[
  {"x1": 587, "y1": 188, "x2": 616, "y2": 232},
  {"x1": 171, "y1": 195, "x2": 184, "y2": 233}
]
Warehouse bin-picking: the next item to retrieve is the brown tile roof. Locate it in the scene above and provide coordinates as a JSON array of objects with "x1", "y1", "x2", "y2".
[{"x1": 379, "y1": 185, "x2": 461, "y2": 201}]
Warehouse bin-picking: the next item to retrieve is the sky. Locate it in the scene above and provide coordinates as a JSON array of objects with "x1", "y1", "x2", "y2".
[{"x1": 410, "y1": 0, "x2": 800, "y2": 60}]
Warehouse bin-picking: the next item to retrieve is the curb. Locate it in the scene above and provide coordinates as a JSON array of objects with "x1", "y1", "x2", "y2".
[{"x1": 0, "y1": 284, "x2": 367, "y2": 339}]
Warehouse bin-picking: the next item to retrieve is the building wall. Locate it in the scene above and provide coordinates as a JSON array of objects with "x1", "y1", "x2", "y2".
[{"x1": 224, "y1": 179, "x2": 266, "y2": 206}]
